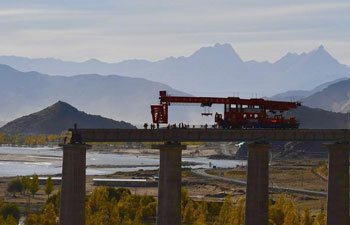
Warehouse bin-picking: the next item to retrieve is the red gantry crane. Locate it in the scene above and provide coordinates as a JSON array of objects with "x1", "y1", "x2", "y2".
[{"x1": 151, "y1": 91, "x2": 301, "y2": 129}]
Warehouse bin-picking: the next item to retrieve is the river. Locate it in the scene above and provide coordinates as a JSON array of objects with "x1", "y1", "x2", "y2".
[{"x1": 0, "y1": 146, "x2": 246, "y2": 177}]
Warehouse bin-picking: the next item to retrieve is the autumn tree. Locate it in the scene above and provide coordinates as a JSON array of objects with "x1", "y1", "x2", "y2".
[
  {"x1": 214, "y1": 195, "x2": 234, "y2": 225},
  {"x1": 206, "y1": 201, "x2": 221, "y2": 223},
  {"x1": 3, "y1": 215, "x2": 17, "y2": 225},
  {"x1": 133, "y1": 209, "x2": 144, "y2": 225},
  {"x1": 34, "y1": 135, "x2": 46, "y2": 145},
  {"x1": 0, "y1": 198, "x2": 3, "y2": 224},
  {"x1": 314, "y1": 210, "x2": 326, "y2": 225},
  {"x1": 25, "y1": 214, "x2": 39, "y2": 225},
  {"x1": 45, "y1": 176, "x2": 54, "y2": 198},
  {"x1": 194, "y1": 213, "x2": 206, "y2": 225},
  {"x1": 85, "y1": 186, "x2": 111, "y2": 225},
  {"x1": 21, "y1": 176, "x2": 31, "y2": 195},
  {"x1": 24, "y1": 136, "x2": 35, "y2": 146},
  {"x1": 40, "y1": 203, "x2": 57, "y2": 225},
  {"x1": 30, "y1": 174, "x2": 40, "y2": 197},
  {"x1": 0, "y1": 134, "x2": 4, "y2": 144},
  {"x1": 107, "y1": 187, "x2": 131, "y2": 201},
  {"x1": 301, "y1": 208, "x2": 314, "y2": 225},
  {"x1": 283, "y1": 210, "x2": 299, "y2": 225},
  {"x1": 47, "y1": 135, "x2": 59, "y2": 144},
  {"x1": 46, "y1": 191, "x2": 61, "y2": 215},
  {"x1": 182, "y1": 200, "x2": 196, "y2": 224},
  {"x1": 193, "y1": 200, "x2": 208, "y2": 225}
]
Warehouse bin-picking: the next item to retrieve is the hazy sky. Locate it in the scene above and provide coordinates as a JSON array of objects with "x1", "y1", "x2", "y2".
[{"x1": 1, "y1": 0, "x2": 350, "y2": 65}]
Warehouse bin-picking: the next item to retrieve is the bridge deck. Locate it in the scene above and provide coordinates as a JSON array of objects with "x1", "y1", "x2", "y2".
[{"x1": 72, "y1": 129, "x2": 350, "y2": 142}]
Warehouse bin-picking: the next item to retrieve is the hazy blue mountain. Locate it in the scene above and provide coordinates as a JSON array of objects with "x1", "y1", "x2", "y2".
[
  {"x1": 0, "y1": 101, "x2": 136, "y2": 134},
  {"x1": 1, "y1": 64, "x2": 349, "y2": 128},
  {"x1": 0, "y1": 64, "x2": 196, "y2": 124},
  {"x1": 271, "y1": 45, "x2": 349, "y2": 90},
  {"x1": 269, "y1": 77, "x2": 348, "y2": 101},
  {"x1": 0, "y1": 44, "x2": 348, "y2": 96},
  {"x1": 302, "y1": 78, "x2": 350, "y2": 113}
]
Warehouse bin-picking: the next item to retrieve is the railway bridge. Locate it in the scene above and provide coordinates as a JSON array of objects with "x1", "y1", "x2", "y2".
[{"x1": 59, "y1": 128, "x2": 350, "y2": 225}]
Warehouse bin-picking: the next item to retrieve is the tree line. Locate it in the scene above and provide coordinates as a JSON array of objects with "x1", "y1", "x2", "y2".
[
  {"x1": 1, "y1": 184, "x2": 328, "y2": 225},
  {"x1": 6, "y1": 175, "x2": 54, "y2": 198},
  {"x1": 1, "y1": 174, "x2": 54, "y2": 225},
  {"x1": 0, "y1": 133, "x2": 69, "y2": 146}
]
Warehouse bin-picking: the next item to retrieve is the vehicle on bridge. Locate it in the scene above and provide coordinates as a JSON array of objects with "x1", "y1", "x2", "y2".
[{"x1": 151, "y1": 91, "x2": 301, "y2": 129}]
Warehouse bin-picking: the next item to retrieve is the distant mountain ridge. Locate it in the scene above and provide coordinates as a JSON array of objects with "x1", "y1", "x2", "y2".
[
  {"x1": 0, "y1": 101, "x2": 136, "y2": 134},
  {"x1": 0, "y1": 64, "x2": 193, "y2": 124},
  {"x1": 302, "y1": 78, "x2": 350, "y2": 113},
  {"x1": 269, "y1": 77, "x2": 348, "y2": 101},
  {"x1": 0, "y1": 63, "x2": 348, "y2": 129},
  {"x1": 1, "y1": 43, "x2": 348, "y2": 96}
]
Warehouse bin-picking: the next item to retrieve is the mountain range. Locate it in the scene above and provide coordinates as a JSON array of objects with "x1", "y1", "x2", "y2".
[
  {"x1": 1, "y1": 62, "x2": 350, "y2": 129},
  {"x1": 0, "y1": 101, "x2": 135, "y2": 134},
  {"x1": 2, "y1": 43, "x2": 350, "y2": 128},
  {"x1": 0, "y1": 64, "x2": 195, "y2": 124},
  {"x1": 1, "y1": 43, "x2": 349, "y2": 96}
]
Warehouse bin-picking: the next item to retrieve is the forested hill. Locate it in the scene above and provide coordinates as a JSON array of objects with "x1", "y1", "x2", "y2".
[{"x1": 0, "y1": 101, "x2": 136, "y2": 134}]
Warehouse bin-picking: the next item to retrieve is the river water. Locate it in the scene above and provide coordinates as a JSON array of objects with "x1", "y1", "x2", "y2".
[{"x1": 0, "y1": 146, "x2": 246, "y2": 177}]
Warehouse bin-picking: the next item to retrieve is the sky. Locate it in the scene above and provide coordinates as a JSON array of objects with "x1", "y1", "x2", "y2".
[{"x1": 0, "y1": 0, "x2": 350, "y2": 65}]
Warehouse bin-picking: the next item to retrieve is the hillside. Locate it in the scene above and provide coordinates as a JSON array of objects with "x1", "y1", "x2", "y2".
[
  {"x1": 0, "y1": 101, "x2": 135, "y2": 134},
  {"x1": 0, "y1": 44, "x2": 348, "y2": 96},
  {"x1": 302, "y1": 78, "x2": 350, "y2": 113},
  {"x1": 0, "y1": 64, "x2": 193, "y2": 124},
  {"x1": 285, "y1": 106, "x2": 349, "y2": 129},
  {"x1": 269, "y1": 77, "x2": 347, "y2": 101}
]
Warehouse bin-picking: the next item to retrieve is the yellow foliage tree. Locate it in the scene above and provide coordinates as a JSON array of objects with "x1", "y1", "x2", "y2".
[
  {"x1": 44, "y1": 176, "x2": 54, "y2": 198},
  {"x1": 232, "y1": 197, "x2": 245, "y2": 225},
  {"x1": 283, "y1": 210, "x2": 299, "y2": 225},
  {"x1": 36, "y1": 135, "x2": 47, "y2": 145},
  {"x1": 4, "y1": 215, "x2": 17, "y2": 225},
  {"x1": 300, "y1": 208, "x2": 314, "y2": 225},
  {"x1": 24, "y1": 136, "x2": 35, "y2": 146},
  {"x1": 314, "y1": 210, "x2": 326, "y2": 225},
  {"x1": 194, "y1": 213, "x2": 206, "y2": 225},
  {"x1": 0, "y1": 134, "x2": 5, "y2": 144},
  {"x1": 182, "y1": 200, "x2": 196, "y2": 225},
  {"x1": 39, "y1": 203, "x2": 57, "y2": 225},
  {"x1": 85, "y1": 187, "x2": 111, "y2": 225},
  {"x1": 25, "y1": 214, "x2": 39, "y2": 225},
  {"x1": 214, "y1": 195, "x2": 234, "y2": 225},
  {"x1": 194, "y1": 200, "x2": 208, "y2": 223}
]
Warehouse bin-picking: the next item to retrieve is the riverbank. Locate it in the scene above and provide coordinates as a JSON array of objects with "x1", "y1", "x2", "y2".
[
  {"x1": 0, "y1": 146, "x2": 329, "y2": 215},
  {"x1": 0, "y1": 158, "x2": 328, "y2": 217},
  {"x1": 0, "y1": 146, "x2": 244, "y2": 177}
]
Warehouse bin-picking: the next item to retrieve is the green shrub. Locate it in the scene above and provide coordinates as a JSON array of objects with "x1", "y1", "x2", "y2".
[
  {"x1": 7, "y1": 178, "x2": 23, "y2": 197},
  {"x1": 0, "y1": 203, "x2": 20, "y2": 222}
]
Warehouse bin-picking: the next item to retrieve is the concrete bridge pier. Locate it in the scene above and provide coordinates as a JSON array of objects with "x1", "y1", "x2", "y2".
[
  {"x1": 59, "y1": 144, "x2": 88, "y2": 225},
  {"x1": 245, "y1": 142, "x2": 270, "y2": 225},
  {"x1": 327, "y1": 143, "x2": 349, "y2": 225},
  {"x1": 153, "y1": 142, "x2": 186, "y2": 225}
]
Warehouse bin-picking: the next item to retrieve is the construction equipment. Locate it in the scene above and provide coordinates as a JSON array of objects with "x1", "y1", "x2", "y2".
[{"x1": 151, "y1": 91, "x2": 301, "y2": 129}]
